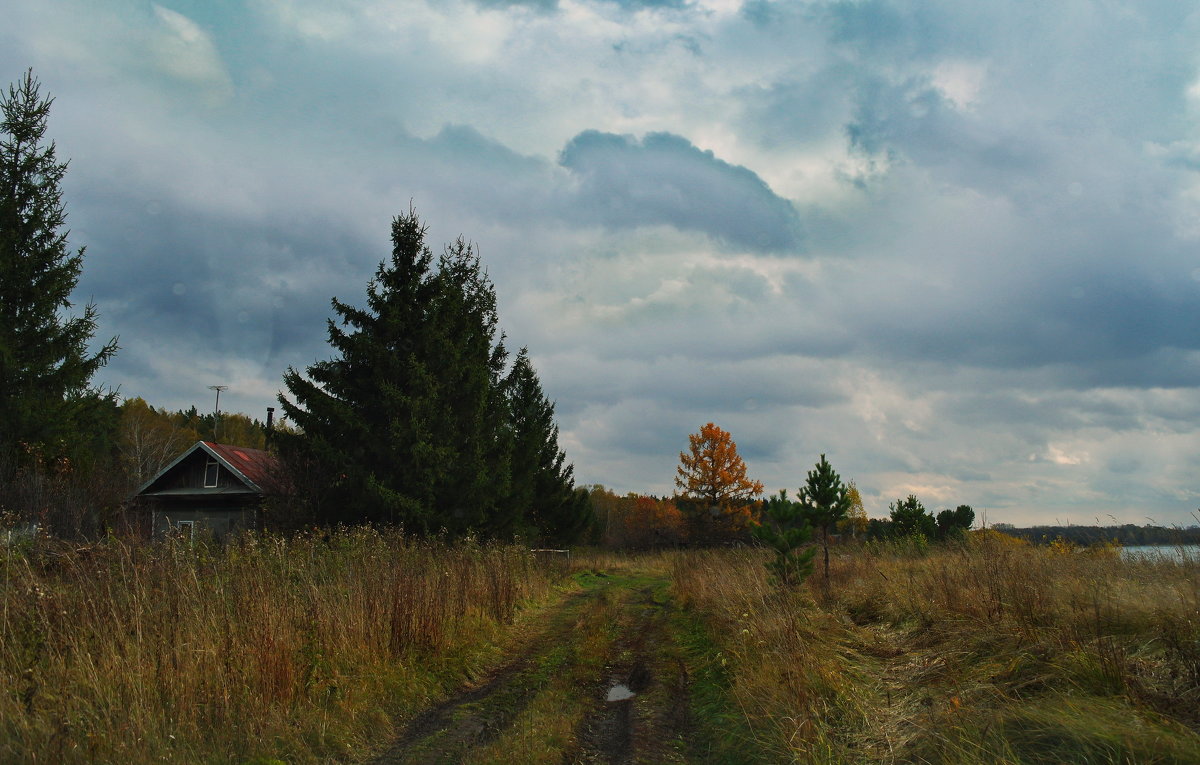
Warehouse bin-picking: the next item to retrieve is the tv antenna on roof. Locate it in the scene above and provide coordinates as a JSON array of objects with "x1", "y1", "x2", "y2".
[{"x1": 208, "y1": 385, "x2": 228, "y2": 441}]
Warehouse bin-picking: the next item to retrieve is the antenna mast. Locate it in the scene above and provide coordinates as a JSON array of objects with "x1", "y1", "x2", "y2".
[{"x1": 208, "y1": 385, "x2": 228, "y2": 441}]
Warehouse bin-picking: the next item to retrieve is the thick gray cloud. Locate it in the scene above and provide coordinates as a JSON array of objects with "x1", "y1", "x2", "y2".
[
  {"x1": 5, "y1": 0, "x2": 1200, "y2": 525},
  {"x1": 560, "y1": 130, "x2": 804, "y2": 252}
]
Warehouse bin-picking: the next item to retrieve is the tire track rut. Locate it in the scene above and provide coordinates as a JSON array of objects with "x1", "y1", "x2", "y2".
[
  {"x1": 370, "y1": 575, "x2": 697, "y2": 764},
  {"x1": 572, "y1": 585, "x2": 692, "y2": 764},
  {"x1": 371, "y1": 589, "x2": 597, "y2": 764}
]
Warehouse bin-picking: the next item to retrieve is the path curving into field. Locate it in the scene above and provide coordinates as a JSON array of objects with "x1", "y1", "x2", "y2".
[{"x1": 369, "y1": 570, "x2": 706, "y2": 764}]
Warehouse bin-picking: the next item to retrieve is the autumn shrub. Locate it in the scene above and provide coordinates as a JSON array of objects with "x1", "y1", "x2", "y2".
[
  {"x1": 589, "y1": 487, "x2": 687, "y2": 549},
  {"x1": 0, "y1": 527, "x2": 556, "y2": 763}
]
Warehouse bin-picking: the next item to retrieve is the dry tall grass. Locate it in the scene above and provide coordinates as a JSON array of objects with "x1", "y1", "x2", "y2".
[
  {"x1": 0, "y1": 528, "x2": 554, "y2": 763},
  {"x1": 671, "y1": 534, "x2": 1200, "y2": 764}
]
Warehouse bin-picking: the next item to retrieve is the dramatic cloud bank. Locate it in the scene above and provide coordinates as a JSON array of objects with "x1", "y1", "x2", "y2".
[{"x1": 4, "y1": 0, "x2": 1200, "y2": 524}]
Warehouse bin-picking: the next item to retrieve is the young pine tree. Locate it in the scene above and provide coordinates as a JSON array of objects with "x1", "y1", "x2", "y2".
[
  {"x1": 751, "y1": 490, "x2": 816, "y2": 587},
  {"x1": 0, "y1": 70, "x2": 117, "y2": 462},
  {"x1": 889, "y1": 494, "x2": 935, "y2": 539},
  {"x1": 798, "y1": 454, "x2": 852, "y2": 583}
]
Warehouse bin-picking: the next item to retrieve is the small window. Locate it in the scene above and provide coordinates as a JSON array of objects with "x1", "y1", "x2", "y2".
[
  {"x1": 203, "y1": 458, "x2": 220, "y2": 488},
  {"x1": 177, "y1": 520, "x2": 195, "y2": 540}
]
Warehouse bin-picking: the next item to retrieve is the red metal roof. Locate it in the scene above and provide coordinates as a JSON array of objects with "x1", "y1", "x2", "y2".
[{"x1": 203, "y1": 442, "x2": 282, "y2": 492}]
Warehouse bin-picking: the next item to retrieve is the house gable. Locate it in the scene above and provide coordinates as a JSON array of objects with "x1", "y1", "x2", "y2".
[{"x1": 135, "y1": 441, "x2": 277, "y2": 498}]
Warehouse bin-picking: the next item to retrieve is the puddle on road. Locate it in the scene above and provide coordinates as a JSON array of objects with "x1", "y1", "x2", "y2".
[{"x1": 606, "y1": 683, "x2": 636, "y2": 702}]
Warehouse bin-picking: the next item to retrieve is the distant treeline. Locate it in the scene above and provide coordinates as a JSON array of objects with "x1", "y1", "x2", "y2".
[{"x1": 992, "y1": 524, "x2": 1200, "y2": 547}]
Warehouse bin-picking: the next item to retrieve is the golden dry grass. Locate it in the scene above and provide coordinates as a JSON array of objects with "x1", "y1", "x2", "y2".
[
  {"x1": 5, "y1": 531, "x2": 1197, "y2": 764},
  {"x1": 670, "y1": 534, "x2": 1200, "y2": 764},
  {"x1": 0, "y1": 528, "x2": 556, "y2": 763}
]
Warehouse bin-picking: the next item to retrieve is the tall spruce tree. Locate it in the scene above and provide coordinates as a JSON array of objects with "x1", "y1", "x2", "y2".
[
  {"x1": 503, "y1": 348, "x2": 590, "y2": 543},
  {"x1": 0, "y1": 70, "x2": 117, "y2": 461},
  {"x1": 277, "y1": 209, "x2": 511, "y2": 533},
  {"x1": 424, "y1": 236, "x2": 511, "y2": 532}
]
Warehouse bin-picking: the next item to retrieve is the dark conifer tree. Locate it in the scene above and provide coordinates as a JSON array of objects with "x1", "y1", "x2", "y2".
[
  {"x1": 503, "y1": 349, "x2": 590, "y2": 543},
  {"x1": 424, "y1": 237, "x2": 511, "y2": 531},
  {"x1": 889, "y1": 494, "x2": 935, "y2": 538},
  {"x1": 935, "y1": 504, "x2": 975, "y2": 540},
  {"x1": 751, "y1": 490, "x2": 816, "y2": 587},
  {"x1": 277, "y1": 209, "x2": 511, "y2": 533},
  {"x1": 0, "y1": 70, "x2": 117, "y2": 462},
  {"x1": 799, "y1": 454, "x2": 852, "y2": 583}
]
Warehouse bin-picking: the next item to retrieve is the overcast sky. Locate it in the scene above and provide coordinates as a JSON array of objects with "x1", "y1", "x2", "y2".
[{"x1": 6, "y1": 0, "x2": 1200, "y2": 525}]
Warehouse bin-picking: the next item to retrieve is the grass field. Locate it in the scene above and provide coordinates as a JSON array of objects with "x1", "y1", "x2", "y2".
[
  {"x1": 1, "y1": 530, "x2": 1198, "y2": 763},
  {"x1": 671, "y1": 532, "x2": 1200, "y2": 763},
  {"x1": 0, "y1": 530, "x2": 556, "y2": 763}
]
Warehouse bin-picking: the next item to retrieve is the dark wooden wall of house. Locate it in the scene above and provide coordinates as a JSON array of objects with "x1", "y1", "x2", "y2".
[{"x1": 150, "y1": 450, "x2": 236, "y2": 491}]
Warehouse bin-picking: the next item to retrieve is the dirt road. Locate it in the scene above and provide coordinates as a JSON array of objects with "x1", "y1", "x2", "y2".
[{"x1": 369, "y1": 570, "x2": 730, "y2": 764}]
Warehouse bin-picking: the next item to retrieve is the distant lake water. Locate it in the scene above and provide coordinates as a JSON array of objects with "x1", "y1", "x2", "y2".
[{"x1": 1119, "y1": 545, "x2": 1200, "y2": 563}]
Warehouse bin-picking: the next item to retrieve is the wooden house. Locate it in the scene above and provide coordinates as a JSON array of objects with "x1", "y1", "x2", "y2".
[{"x1": 132, "y1": 441, "x2": 282, "y2": 539}]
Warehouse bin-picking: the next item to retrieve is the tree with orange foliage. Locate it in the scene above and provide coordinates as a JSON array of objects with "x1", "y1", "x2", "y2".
[
  {"x1": 622, "y1": 495, "x2": 686, "y2": 549},
  {"x1": 589, "y1": 487, "x2": 686, "y2": 549},
  {"x1": 675, "y1": 422, "x2": 763, "y2": 543}
]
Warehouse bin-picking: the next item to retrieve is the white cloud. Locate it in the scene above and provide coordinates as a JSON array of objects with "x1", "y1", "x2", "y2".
[
  {"x1": 253, "y1": 0, "x2": 358, "y2": 41},
  {"x1": 1043, "y1": 445, "x2": 1087, "y2": 466},
  {"x1": 149, "y1": 5, "x2": 233, "y2": 102},
  {"x1": 931, "y1": 60, "x2": 986, "y2": 108}
]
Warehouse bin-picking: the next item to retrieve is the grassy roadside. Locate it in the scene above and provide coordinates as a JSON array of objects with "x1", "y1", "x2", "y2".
[
  {"x1": 671, "y1": 604, "x2": 782, "y2": 764},
  {"x1": 566, "y1": 554, "x2": 780, "y2": 764},
  {"x1": 669, "y1": 535, "x2": 1200, "y2": 764},
  {"x1": 0, "y1": 530, "x2": 565, "y2": 763},
  {"x1": 0, "y1": 538, "x2": 755, "y2": 764},
  {"x1": 450, "y1": 574, "x2": 623, "y2": 764}
]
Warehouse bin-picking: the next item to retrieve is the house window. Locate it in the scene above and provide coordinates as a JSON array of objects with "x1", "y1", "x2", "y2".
[
  {"x1": 203, "y1": 458, "x2": 220, "y2": 488},
  {"x1": 177, "y1": 520, "x2": 195, "y2": 540}
]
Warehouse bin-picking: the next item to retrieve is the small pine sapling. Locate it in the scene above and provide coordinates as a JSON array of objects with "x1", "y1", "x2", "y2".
[
  {"x1": 752, "y1": 490, "x2": 817, "y2": 587},
  {"x1": 890, "y1": 494, "x2": 935, "y2": 539},
  {"x1": 799, "y1": 454, "x2": 852, "y2": 583}
]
